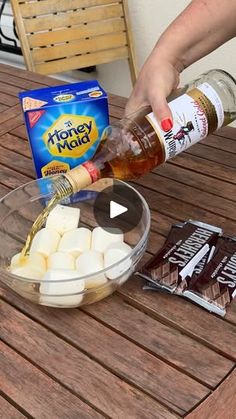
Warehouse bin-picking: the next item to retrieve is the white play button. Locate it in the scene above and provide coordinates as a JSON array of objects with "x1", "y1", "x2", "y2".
[
  {"x1": 110, "y1": 200, "x2": 128, "y2": 219},
  {"x1": 94, "y1": 181, "x2": 144, "y2": 233}
]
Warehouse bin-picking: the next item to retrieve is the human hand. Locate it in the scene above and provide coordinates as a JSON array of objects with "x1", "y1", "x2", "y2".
[{"x1": 125, "y1": 48, "x2": 182, "y2": 132}]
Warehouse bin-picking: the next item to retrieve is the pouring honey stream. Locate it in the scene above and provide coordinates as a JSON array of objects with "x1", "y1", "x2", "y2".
[
  {"x1": 20, "y1": 177, "x2": 74, "y2": 260},
  {"x1": 19, "y1": 162, "x2": 95, "y2": 262}
]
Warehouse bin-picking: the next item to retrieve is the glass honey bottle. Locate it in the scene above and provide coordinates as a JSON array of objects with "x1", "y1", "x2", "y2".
[{"x1": 62, "y1": 69, "x2": 236, "y2": 193}]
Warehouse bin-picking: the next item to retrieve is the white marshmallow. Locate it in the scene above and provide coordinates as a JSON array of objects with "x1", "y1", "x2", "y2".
[
  {"x1": 10, "y1": 251, "x2": 46, "y2": 279},
  {"x1": 47, "y1": 252, "x2": 75, "y2": 270},
  {"x1": 11, "y1": 265, "x2": 44, "y2": 280},
  {"x1": 75, "y1": 250, "x2": 107, "y2": 289},
  {"x1": 58, "y1": 228, "x2": 91, "y2": 258},
  {"x1": 29, "y1": 228, "x2": 60, "y2": 258},
  {"x1": 46, "y1": 204, "x2": 80, "y2": 235},
  {"x1": 104, "y1": 242, "x2": 132, "y2": 280},
  {"x1": 26, "y1": 252, "x2": 47, "y2": 275},
  {"x1": 10, "y1": 252, "x2": 22, "y2": 268},
  {"x1": 117, "y1": 271, "x2": 130, "y2": 286},
  {"x1": 40, "y1": 269, "x2": 85, "y2": 307},
  {"x1": 91, "y1": 227, "x2": 124, "y2": 253}
]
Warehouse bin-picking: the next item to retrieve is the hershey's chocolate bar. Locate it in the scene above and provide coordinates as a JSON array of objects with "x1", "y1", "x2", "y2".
[
  {"x1": 143, "y1": 246, "x2": 217, "y2": 294},
  {"x1": 184, "y1": 236, "x2": 236, "y2": 316},
  {"x1": 177, "y1": 243, "x2": 217, "y2": 293},
  {"x1": 136, "y1": 220, "x2": 222, "y2": 292}
]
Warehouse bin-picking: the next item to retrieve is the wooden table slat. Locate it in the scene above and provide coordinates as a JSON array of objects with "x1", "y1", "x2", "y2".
[
  {"x1": 0, "y1": 341, "x2": 104, "y2": 419},
  {"x1": 0, "y1": 64, "x2": 62, "y2": 87},
  {"x1": 0, "y1": 146, "x2": 34, "y2": 178},
  {"x1": 186, "y1": 143, "x2": 236, "y2": 169},
  {"x1": 131, "y1": 183, "x2": 236, "y2": 236},
  {"x1": 155, "y1": 163, "x2": 236, "y2": 202},
  {"x1": 120, "y1": 277, "x2": 236, "y2": 360},
  {"x1": 0, "y1": 81, "x2": 22, "y2": 98},
  {"x1": 9, "y1": 125, "x2": 28, "y2": 140},
  {"x1": 186, "y1": 369, "x2": 236, "y2": 419},
  {"x1": 170, "y1": 153, "x2": 236, "y2": 185},
  {"x1": 0, "y1": 91, "x2": 19, "y2": 107},
  {"x1": 0, "y1": 165, "x2": 31, "y2": 190},
  {"x1": 0, "y1": 395, "x2": 27, "y2": 419},
  {"x1": 133, "y1": 172, "x2": 236, "y2": 221},
  {"x1": 201, "y1": 133, "x2": 236, "y2": 154},
  {"x1": 0, "y1": 299, "x2": 178, "y2": 418},
  {"x1": 83, "y1": 295, "x2": 234, "y2": 388},
  {"x1": 1, "y1": 283, "x2": 233, "y2": 390},
  {"x1": 0, "y1": 104, "x2": 22, "y2": 124},
  {"x1": 0, "y1": 104, "x2": 9, "y2": 113},
  {"x1": 0, "y1": 115, "x2": 23, "y2": 136},
  {"x1": 217, "y1": 126, "x2": 236, "y2": 141},
  {"x1": 0, "y1": 72, "x2": 48, "y2": 92},
  {"x1": 0, "y1": 133, "x2": 32, "y2": 159}
]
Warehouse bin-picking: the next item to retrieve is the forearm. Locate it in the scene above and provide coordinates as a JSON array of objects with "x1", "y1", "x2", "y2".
[
  {"x1": 125, "y1": 0, "x2": 236, "y2": 125},
  {"x1": 155, "y1": 0, "x2": 236, "y2": 71}
]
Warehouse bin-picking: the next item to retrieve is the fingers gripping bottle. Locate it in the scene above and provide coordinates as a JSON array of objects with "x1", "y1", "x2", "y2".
[{"x1": 56, "y1": 69, "x2": 236, "y2": 196}]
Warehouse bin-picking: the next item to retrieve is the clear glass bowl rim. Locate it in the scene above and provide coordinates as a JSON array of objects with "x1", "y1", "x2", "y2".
[{"x1": 0, "y1": 177, "x2": 151, "y2": 284}]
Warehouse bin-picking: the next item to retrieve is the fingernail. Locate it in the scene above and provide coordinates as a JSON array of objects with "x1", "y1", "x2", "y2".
[{"x1": 161, "y1": 118, "x2": 173, "y2": 132}]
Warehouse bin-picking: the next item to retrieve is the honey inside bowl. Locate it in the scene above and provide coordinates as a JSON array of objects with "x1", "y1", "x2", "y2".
[{"x1": 0, "y1": 177, "x2": 150, "y2": 308}]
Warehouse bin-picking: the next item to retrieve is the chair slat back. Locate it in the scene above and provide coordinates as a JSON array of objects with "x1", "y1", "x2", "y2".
[{"x1": 10, "y1": 0, "x2": 137, "y2": 84}]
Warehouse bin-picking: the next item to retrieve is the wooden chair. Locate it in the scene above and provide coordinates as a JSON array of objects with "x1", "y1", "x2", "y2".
[{"x1": 10, "y1": 0, "x2": 138, "y2": 85}]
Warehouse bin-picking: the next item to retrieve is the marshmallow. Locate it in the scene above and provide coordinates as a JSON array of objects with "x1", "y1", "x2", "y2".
[
  {"x1": 46, "y1": 204, "x2": 80, "y2": 235},
  {"x1": 10, "y1": 252, "x2": 22, "y2": 268},
  {"x1": 91, "y1": 227, "x2": 124, "y2": 253},
  {"x1": 29, "y1": 228, "x2": 60, "y2": 258},
  {"x1": 11, "y1": 265, "x2": 44, "y2": 280},
  {"x1": 40, "y1": 269, "x2": 85, "y2": 307},
  {"x1": 75, "y1": 250, "x2": 107, "y2": 289},
  {"x1": 47, "y1": 252, "x2": 75, "y2": 270},
  {"x1": 10, "y1": 251, "x2": 46, "y2": 279},
  {"x1": 117, "y1": 271, "x2": 130, "y2": 286},
  {"x1": 104, "y1": 242, "x2": 132, "y2": 280},
  {"x1": 58, "y1": 228, "x2": 91, "y2": 258}
]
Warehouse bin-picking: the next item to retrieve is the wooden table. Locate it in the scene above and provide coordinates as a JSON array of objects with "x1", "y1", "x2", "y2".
[{"x1": 0, "y1": 63, "x2": 236, "y2": 419}]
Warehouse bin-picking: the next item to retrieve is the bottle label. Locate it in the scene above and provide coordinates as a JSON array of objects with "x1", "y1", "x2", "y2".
[
  {"x1": 146, "y1": 82, "x2": 224, "y2": 161},
  {"x1": 82, "y1": 161, "x2": 100, "y2": 183}
]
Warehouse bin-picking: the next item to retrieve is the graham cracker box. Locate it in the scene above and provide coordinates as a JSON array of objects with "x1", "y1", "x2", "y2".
[{"x1": 19, "y1": 80, "x2": 109, "y2": 178}]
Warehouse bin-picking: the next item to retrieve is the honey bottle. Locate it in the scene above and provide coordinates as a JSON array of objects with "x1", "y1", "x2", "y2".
[{"x1": 57, "y1": 69, "x2": 236, "y2": 195}]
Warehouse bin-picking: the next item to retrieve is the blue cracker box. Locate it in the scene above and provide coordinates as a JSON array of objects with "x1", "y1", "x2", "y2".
[{"x1": 19, "y1": 80, "x2": 109, "y2": 178}]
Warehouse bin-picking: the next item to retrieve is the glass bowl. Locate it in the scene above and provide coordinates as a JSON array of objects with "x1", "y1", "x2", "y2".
[{"x1": 0, "y1": 177, "x2": 150, "y2": 308}]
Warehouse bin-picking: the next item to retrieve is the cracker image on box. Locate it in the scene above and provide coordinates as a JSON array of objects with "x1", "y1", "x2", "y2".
[{"x1": 19, "y1": 80, "x2": 109, "y2": 178}]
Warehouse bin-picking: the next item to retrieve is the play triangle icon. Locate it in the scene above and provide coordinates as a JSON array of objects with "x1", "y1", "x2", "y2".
[{"x1": 110, "y1": 200, "x2": 128, "y2": 219}]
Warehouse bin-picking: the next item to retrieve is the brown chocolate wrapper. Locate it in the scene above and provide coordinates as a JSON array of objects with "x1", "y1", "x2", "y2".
[
  {"x1": 177, "y1": 243, "x2": 217, "y2": 293},
  {"x1": 136, "y1": 220, "x2": 222, "y2": 293},
  {"x1": 184, "y1": 236, "x2": 236, "y2": 316},
  {"x1": 144, "y1": 247, "x2": 217, "y2": 294}
]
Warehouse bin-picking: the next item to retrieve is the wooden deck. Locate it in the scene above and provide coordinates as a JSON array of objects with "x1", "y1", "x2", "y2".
[{"x1": 0, "y1": 63, "x2": 236, "y2": 418}]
